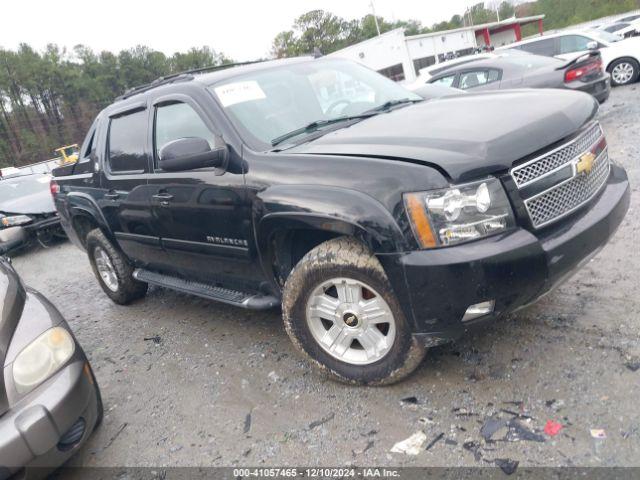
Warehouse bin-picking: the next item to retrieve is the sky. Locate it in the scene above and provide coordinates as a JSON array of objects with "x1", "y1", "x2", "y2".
[{"x1": 1, "y1": 0, "x2": 480, "y2": 61}]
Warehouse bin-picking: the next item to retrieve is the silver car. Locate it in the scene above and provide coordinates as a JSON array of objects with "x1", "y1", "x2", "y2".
[{"x1": 0, "y1": 257, "x2": 101, "y2": 479}]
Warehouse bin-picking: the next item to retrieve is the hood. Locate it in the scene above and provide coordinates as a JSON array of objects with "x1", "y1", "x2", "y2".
[
  {"x1": 289, "y1": 89, "x2": 598, "y2": 182},
  {"x1": 0, "y1": 258, "x2": 26, "y2": 415},
  {"x1": 0, "y1": 190, "x2": 55, "y2": 216}
]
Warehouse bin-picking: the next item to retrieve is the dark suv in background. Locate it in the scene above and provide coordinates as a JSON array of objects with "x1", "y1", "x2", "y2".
[{"x1": 52, "y1": 57, "x2": 630, "y2": 385}]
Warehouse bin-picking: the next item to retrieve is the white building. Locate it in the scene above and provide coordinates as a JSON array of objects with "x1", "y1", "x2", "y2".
[{"x1": 329, "y1": 15, "x2": 545, "y2": 83}]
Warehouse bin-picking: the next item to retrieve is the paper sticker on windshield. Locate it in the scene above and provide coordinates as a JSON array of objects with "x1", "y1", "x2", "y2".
[{"x1": 214, "y1": 81, "x2": 266, "y2": 107}]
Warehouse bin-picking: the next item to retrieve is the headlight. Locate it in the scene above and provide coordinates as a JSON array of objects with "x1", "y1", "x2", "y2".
[
  {"x1": 404, "y1": 178, "x2": 515, "y2": 248},
  {"x1": 12, "y1": 327, "x2": 75, "y2": 394},
  {"x1": 1, "y1": 215, "x2": 32, "y2": 227}
]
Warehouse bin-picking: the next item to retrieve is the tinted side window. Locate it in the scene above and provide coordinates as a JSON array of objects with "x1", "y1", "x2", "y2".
[
  {"x1": 154, "y1": 103, "x2": 216, "y2": 160},
  {"x1": 108, "y1": 110, "x2": 149, "y2": 173},
  {"x1": 559, "y1": 35, "x2": 592, "y2": 54},
  {"x1": 519, "y1": 38, "x2": 555, "y2": 56}
]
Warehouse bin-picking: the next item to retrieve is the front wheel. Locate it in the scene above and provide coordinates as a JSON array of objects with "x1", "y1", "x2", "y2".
[
  {"x1": 609, "y1": 58, "x2": 639, "y2": 86},
  {"x1": 86, "y1": 229, "x2": 147, "y2": 305},
  {"x1": 282, "y1": 237, "x2": 426, "y2": 385}
]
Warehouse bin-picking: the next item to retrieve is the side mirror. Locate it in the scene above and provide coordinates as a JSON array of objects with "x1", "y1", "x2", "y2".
[
  {"x1": 586, "y1": 41, "x2": 599, "y2": 50},
  {"x1": 158, "y1": 137, "x2": 227, "y2": 172}
]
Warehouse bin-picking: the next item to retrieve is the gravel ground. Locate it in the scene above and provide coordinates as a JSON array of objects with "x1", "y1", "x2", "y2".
[{"x1": 11, "y1": 84, "x2": 640, "y2": 471}]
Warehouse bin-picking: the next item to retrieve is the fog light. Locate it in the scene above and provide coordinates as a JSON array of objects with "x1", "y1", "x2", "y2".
[{"x1": 462, "y1": 300, "x2": 495, "y2": 322}]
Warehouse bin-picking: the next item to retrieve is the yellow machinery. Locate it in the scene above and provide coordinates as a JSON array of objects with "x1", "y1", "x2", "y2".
[{"x1": 55, "y1": 144, "x2": 79, "y2": 165}]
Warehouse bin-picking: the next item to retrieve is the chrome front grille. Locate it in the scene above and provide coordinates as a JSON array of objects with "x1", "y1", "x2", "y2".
[
  {"x1": 511, "y1": 122, "x2": 610, "y2": 229},
  {"x1": 511, "y1": 123, "x2": 603, "y2": 187}
]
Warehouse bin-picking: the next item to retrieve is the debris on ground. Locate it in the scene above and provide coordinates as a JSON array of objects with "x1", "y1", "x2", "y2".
[
  {"x1": 400, "y1": 396, "x2": 419, "y2": 405},
  {"x1": 390, "y1": 431, "x2": 428, "y2": 455},
  {"x1": 590, "y1": 429, "x2": 607, "y2": 439},
  {"x1": 544, "y1": 420, "x2": 563, "y2": 436},
  {"x1": 353, "y1": 439, "x2": 375, "y2": 456},
  {"x1": 506, "y1": 419, "x2": 545, "y2": 443},
  {"x1": 625, "y1": 360, "x2": 640, "y2": 372},
  {"x1": 267, "y1": 371, "x2": 280, "y2": 382},
  {"x1": 243, "y1": 412, "x2": 252, "y2": 434},
  {"x1": 143, "y1": 335, "x2": 162, "y2": 344},
  {"x1": 495, "y1": 458, "x2": 519, "y2": 475},
  {"x1": 308, "y1": 413, "x2": 335, "y2": 430},
  {"x1": 463, "y1": 441, "x2": 482, "y2": 461},
  {"x1": 480, "y1": 415, "x2": 508, "y2": 441},
  {"x1": 445, "y1": 438, "x2": 458, "y2": 446},
  {"x1": 418, "y1": 417, "x2": 434, "y2": 425},
  {"x1": 425, "y1": 432, "x2": 445, "y2": 451}
]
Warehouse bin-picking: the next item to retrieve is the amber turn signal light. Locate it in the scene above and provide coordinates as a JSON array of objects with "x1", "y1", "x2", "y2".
[{"x1": 405, "y1": 193, "x2": 437, "y2": 248}]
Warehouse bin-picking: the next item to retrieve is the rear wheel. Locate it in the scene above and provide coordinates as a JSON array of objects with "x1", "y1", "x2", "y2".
[
  {"x1": 609, "y1": 58, "x2": 639, "y2": 86},
  {"x1": 282, "y1": 237, "x2": 426, "y2": 385},
  {"x1": 86, "y1": 229, "x2": 147, "y2": 304}
]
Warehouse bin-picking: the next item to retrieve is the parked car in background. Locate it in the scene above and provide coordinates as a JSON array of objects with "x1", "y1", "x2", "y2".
[
  {"x1": 409, "y1": 51, "x2": 610, "y2": 103},
  {"x1": 0, "y1": 257, "x2": 102, "y2": 479},
  {"x1": 407, "y1": 53, "x2": 495, "y2": 86},
  {"x1": 52, "y1": 57, "x2": 629, "y2": 385},
  {"x1": 615, "y1": 13, "x2": 640, "y2": 23},
  {"x1": 0, "y1": 174, "x2": 65, "y2": 253},
  {"x1": 501, "y1": 29, "x2": 640, "y2": 86},
  {"x1": 596, "y1": 22, "x2": 639, "y2": 39}
]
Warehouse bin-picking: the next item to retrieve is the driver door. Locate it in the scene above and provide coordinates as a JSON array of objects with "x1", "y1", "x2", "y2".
[{"x1": 146, "y1": 96, "x2": 253, "y2": 287}]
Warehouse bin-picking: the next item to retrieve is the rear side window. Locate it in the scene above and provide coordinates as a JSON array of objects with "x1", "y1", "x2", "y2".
[
  {"x1": 154, "y1": 102, "x2": 216, "y2": 160},
  {"x1": 430, "y1": 74, "x2": 456, "y2": 87},
  {"x1": 458, "y1": 69, "x2": 501, "y2": 90},
  {"x1": 559, "y1": 35, "x2": 593, "y2": 54},
  {"x1": 519, "y1": 38, "x2": 555, "y2": 56},
  {"x1": 107, "y1": 110, "x2": 149, "y2": 173}
]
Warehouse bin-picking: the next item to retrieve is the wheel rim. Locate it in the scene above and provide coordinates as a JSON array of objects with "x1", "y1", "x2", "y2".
[
  {"x1": 93, "y1": 246, "x2": 119, "y2": 292},
  {"x1": 612, "y1": 62, "x2": 634, "y2": 84},
  {"x1": 306, "y1": 277, "x2": 397, "y2": 365}
]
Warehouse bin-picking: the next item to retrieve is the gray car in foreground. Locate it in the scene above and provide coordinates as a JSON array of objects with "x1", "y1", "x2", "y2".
[
  {"x1": 421, "y1": 51, "x2": 611, "y2": 103},
  {"x1": 0, "y1": 257, "x2": 101, "y2": 479}
]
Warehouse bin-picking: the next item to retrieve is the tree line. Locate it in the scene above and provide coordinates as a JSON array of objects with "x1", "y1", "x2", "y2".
[
  {"x1": 1, "y1": 0, "x2": 639, "y2": 168},
  {"x1": 0, "y1": 45, "x2": 230, "y2": 167}
]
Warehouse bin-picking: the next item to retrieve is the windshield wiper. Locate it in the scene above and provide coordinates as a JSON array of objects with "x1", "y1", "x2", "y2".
[
  {"x1": 365, "y1": 97, "x2": 422, "y2": 113},
  {"x1": 271, "y1": 113, "x2": 378, "y2": 147}
]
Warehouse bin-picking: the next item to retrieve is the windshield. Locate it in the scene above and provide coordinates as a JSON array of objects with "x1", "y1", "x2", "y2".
[
  {"x1": 0, "y1": 174, "x2": 50, "y2": 203},
  {"x1": 209, "y1": 59, "x2": 420, "y2": 149},
  {"x1": 588, "y1": 29, "x2": 622, "y2": 43}
]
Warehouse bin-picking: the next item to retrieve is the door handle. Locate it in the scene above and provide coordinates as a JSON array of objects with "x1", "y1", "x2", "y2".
[
  {"x1": 152, "y1": 193, "x2": 174, "y2": 201},
  {"x1": 104, "y1": 191, "x2": 120, "y2": 200}
]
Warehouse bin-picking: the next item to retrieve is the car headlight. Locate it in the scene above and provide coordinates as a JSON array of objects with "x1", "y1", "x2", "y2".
[
  {"x1": 1, "y1": 215, "x2": 32, "y2": 227},
  {"x1": 12, "y1": 327, "x2": 75, "y2": 394},
  {"x1": 404, "y1": 177, "x2": 515, "y2": 248}
]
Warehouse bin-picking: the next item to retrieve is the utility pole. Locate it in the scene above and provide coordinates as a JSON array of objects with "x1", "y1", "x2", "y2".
[{"x1": 370, "y1": 0, "x2": 381, "y2": 36}]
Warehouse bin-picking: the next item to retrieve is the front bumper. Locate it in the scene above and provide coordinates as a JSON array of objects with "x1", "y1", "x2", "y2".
[
  {"x1": 379, "y1": 164, "x2": 630, "y2": 343},
  {"x1": 0, "y1": 360, "x2": 100, "y2": 479}
]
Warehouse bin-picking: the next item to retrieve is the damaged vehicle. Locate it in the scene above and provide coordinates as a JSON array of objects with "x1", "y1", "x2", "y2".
[
  {"x1": 0, "y1": 257, "x2": 102, "y2": 479},
  {"x1": 0, "y1": 174, "x2": 65, "y2": 254},
  {"x1": 51, "y1": 57, "x2": 630, "y2": 385}
]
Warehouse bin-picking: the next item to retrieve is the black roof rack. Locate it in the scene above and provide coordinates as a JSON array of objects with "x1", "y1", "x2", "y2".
[{"x1": 114, "y1": 59, "x2": 270, "y2": 101}]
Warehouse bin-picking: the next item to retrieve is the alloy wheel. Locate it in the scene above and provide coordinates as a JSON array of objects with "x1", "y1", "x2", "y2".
[
  {"x1": 612, "y1": 62, "x2": 635, "y2": 85},
  {"x1": 306, "y1": 277, "x2": 396, "y2": 365},
  {"x1": 93, "y1": 246, "x2": 119, "y2": 292}
]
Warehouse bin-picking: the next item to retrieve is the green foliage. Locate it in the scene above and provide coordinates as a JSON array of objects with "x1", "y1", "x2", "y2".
[
  {"x1": 0, "y1": 45, "x2": 231, "y2": 167},
  {"x1": 271, "y1": 0, "x2": 640, "y2": 58}
]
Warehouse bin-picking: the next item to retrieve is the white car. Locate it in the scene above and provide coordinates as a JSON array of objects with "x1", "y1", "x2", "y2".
[
  {"x1": 597, "y1": 22, "x2": 639, "y2": 39},
  {"x1": 499, "y1": 29, "x2": 640, "y2": 86}
]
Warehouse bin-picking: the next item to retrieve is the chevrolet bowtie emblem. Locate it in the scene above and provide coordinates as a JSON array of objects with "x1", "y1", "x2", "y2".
[{"x1": 576, "y1": 152, "x2": 596, "y2": 175}]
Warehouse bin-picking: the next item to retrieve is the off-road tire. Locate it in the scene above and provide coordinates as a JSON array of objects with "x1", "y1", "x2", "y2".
[
  {"x1": 86, "y1": 228, "x2": 147, "y2": 304},
  {"x1": 282, "y1": 237, "x2": 426, "y2": 385}
]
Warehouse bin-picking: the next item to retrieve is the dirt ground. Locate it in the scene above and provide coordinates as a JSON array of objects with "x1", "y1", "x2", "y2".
[{"x1": 12, "y1": 84, "x2": 640, "y2": 471}]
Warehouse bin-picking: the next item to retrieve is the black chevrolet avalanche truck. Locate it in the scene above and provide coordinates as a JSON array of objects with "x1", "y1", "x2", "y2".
[{"x1": 51, "y1": 57, "x2": 630, "y2": 385}]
